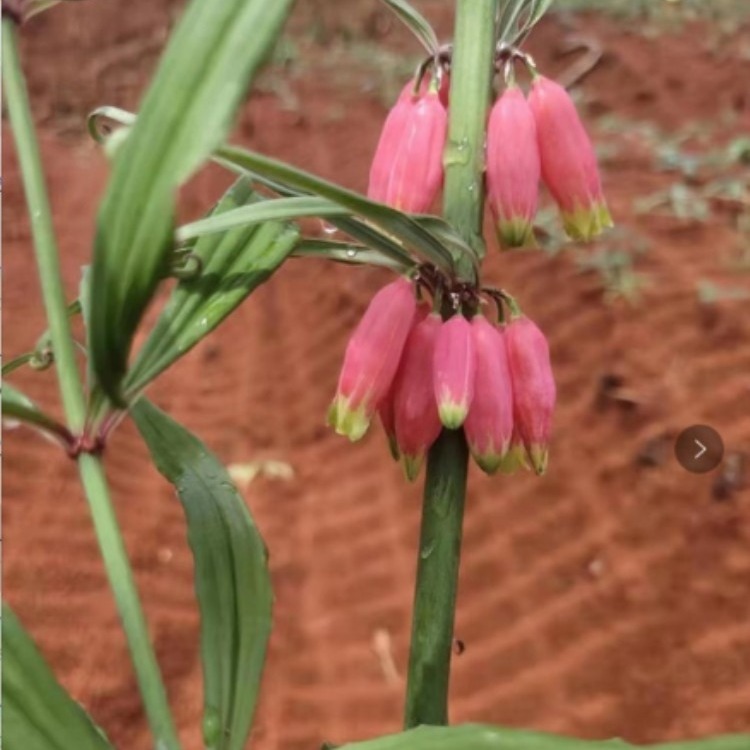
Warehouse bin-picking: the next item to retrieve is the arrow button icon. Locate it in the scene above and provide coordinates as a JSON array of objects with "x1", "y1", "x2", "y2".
[{"x1": 675, "y1": 425, "x2": 724, "y2": 474}]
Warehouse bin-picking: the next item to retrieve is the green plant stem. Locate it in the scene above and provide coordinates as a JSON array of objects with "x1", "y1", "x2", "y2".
[
  {"x1": 78, "y1": 454, "x2": 181, "y2": 750},
  {"x1": 442, "y1": 0, "x2": 497, "y2": 270},
  {"x1": 3, "y1": 19, "x2": 181, "y2": 750},
  {"x1": 404, "y1": 0, "x2": 497, "y2": 729},
  {"x1": 2, "y1": 19, "x2": 86, "y2": 432},
  {"x1": 404, "y1": 431, "x2": 469, "y2": 727}
]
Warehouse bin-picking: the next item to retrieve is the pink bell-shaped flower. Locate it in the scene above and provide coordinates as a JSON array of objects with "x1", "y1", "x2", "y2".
[
  {"x1": 393, "y1": 313, "x2": 443, "y2": 481},
  {"x1": 367, "y1": 78, "x2": 448, "y2": 213},
  {"x1": 486, "y1": 85, "x2": 541, "y2": 248},
  {"x1": 528, "y1": 75, "x2": 612, "y2": 241},
  {"x1": 378, "y1": 386, "x2": 399, "y2": 461},
  {"x1": 433, "y1": 314, "x2": 476, "y2": 429},
  {"x1": 464, "y1": 316, "x2": 514, "y2": 474},
  {"x1": 328, "y1": 277, "x2": 417, "y2": 441},
  {"x1": 505, "y1": 315, "x2": 556, "y2": 475}
]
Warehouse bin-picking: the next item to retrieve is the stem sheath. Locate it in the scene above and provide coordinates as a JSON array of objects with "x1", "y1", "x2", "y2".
[{"x1": 403, "y1": 0, "x2": 497, "y2": 729}]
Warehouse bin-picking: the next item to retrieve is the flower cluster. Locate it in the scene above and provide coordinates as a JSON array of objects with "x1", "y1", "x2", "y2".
[
  {"x1": 367, "y1": 69, "x2": 612, "y2": 245},
  {"x1": 328, "y1": 278, "x2": 555, "y2": 481}
]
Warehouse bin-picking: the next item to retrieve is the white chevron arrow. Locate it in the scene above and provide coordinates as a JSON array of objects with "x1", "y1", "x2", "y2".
[{"x1": 694, "y1": 440, "x2": 707, "y2": 460}]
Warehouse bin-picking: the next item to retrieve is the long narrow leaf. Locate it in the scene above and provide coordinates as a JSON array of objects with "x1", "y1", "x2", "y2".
[
  {"x1": 215, "y1": 145, "x2": 461, "y2": 274},
  {"x1": 126, "y1": 179, "x2": 299, "y2": 396},
  {"x1": 515, "y1": 0, "x2": 555, "y2": 45},
  {"x1": 379, "y1": 0, "x2": 439, "y2": 54},
  {"x1": 2, "y1": 383, "x2": 71, "y2": 447},
  {"x1": 2, "y1": 604, "x2": 114, "y2": 750},
  {"x1": 91, "y1": 0, "x2": 294, "y2": 404},
  {"x1": 132, "y1": 399, "x2": 273, "y2": 750},
  {"x1": 215, "y1": 156, "x2": 419, "y2": 268},
  {"x1": 176, "y1": 196, "x2": 345, "y2": 243},
  {"x1": 338, "y1": 725, "x2": 750, "y2": 750},
  {"x1": 87, "y1": 107, "x2": 462, "y2": 274},
  {"x1": 293, "y1": 239, "x2": 408, "y2": 270}
]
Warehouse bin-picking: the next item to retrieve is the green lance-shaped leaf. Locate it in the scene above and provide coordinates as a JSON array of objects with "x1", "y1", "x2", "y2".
[
  {"x1": 2, "y1": 382, "x2": 72, "y2": 448},
  {"x1": 90, "y1": 0, "x2": 294, "y2": 405},
  {"x1": 132, "y1": 399, "x2": 273, "y2": 750},
  {"x1": 87, "y1": 106, "x2": 467, "y2": 276},
  {"x1": 175, "y1": 196, "x2": 345, "y2": 244},
  {"x1": 498, "y1": 0, "x2": 555, "y2": 45},
  {"x1": 337, "y1": 725, "x2": 750, "y2": 750},
  {"x1": 2, "y1": 604, "x2": 115, "y2": 750},
  {"x1": 293, "y1": 239, "x2": 407, "y2": 271},
  {"x1": 124, "y1": 179, "x2": 299, "y2": 397},
  {"x1": 215, "y1": 145, "x2": 469, "y2": 276},
  {"x1": 379, "y1": 0, "x2": 439, "y2": 54}
]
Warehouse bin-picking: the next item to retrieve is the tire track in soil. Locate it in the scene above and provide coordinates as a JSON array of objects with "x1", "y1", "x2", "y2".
[{"x1": 4, "y1": 5, "x2": 750, "y2": 750}]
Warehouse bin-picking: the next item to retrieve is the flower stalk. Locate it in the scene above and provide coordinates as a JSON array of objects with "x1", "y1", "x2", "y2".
[{"x1": 403, "y1": 0, "x2": 498, "y2": 729}]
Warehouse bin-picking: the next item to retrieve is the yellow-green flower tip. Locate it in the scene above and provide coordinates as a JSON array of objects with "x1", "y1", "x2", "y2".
[
  {"x1": 497, "y1": 217, "x2": 537, "y2": 249},
  {"x1": 438, "y1": 402, "x2": 469, "y2": 430},
  {"x1": 327, "y1": 396, "x2": 370, "y2": 442},
  {"x1": 562, "y1": 201, "x2": 613, "y2": 242},
  {"x1": 528, "y1": 444, "x2": 549, "y2": 476},
  {"x1": 472, "y1": 450, "x2": 505, "y2": 476},
  {"x1": 401, "y1": 453, "x2": 425, "y2": 482},
  {"x1": 498, "y1": 445, "x2": 528, "y2": 475},
  {"x1": 386, "y1": 433, "x2": 400, "y2": 462}
]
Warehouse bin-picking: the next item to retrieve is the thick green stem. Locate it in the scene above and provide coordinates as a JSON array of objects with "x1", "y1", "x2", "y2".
[
  {"x1": 3, "y1": 19, "x2": 181, "y2": 750},
  {"x1": 442, "y1": 0, "x2": 497, "y2": 271},
  {"x1": 404, "y1": 0, "x2": 497, "y2": 729},
  {"x1": 404, "y1": 431, "x2": 469, "y2": 727}
]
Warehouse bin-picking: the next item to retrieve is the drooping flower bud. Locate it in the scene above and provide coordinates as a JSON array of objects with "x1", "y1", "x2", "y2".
[
  {"x1": 433, "y1": 314, "x2": 476, "y2": 429},
  {"x1": 528, "y1": 75, "x2": 613, "y2": 241},
  {"x1": 378, "y1": 301, "x2": 431, "y2": 460},
  {"x1": 367, "y1": 81, "x2": 414, "y2": 206},
  {"x1": 505, "y1": 315, "x2": 556, "y2": 475},
  {"x1": 367, "y1": 79, "x2": 448, "y2": 213},
  {"x1": 378, "y1": 388, "x2": 399, "y2": 461},
  {"x1": 486, "y1": 85, "x2": 541, "y2": 248},
  {"x1": 328, "y1": 277, "x2": 417, "y2": 442},
  {"x1": 393, "y1": 313, "x2": 443, "y2": 481},
  {"x1": 464, "y1": 316, "x2": 514, "y2": 475}
]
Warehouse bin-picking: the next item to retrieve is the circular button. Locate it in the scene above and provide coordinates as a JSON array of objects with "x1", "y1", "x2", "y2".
[{"x1": 675, "y1": 425, "x2": 724, "y2": 473}]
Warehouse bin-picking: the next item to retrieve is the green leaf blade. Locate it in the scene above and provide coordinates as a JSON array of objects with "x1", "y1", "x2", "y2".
[
  {"x1": 125, "y1": 179, "x2": 300, "y2": 396},
  {"x1": 215, "y1": 145, "x2": 463, "y2": 276},
  {"x1": 90, "y1": 0, "x2": 294, "y2": 404},
  {"x1": 2, "y1": 604, "x2": 115, "y2": 750},
  {"x1": 2, "y1": 382, "x2": 71, "y2": 447},
  {"x1": 337, "y1": 725, "x2": 750, "y2": 750},
  {"x1": 132, "y1": 399, "x2": 273, "y2": 750},
  {"x1": 379, "y1": 0, "x2": 439, "y2": 54}
]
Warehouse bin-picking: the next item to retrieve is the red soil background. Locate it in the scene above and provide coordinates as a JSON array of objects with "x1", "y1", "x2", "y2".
[{"x1": 3, "y1": 2, "x2": 750, "y2": 749}]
